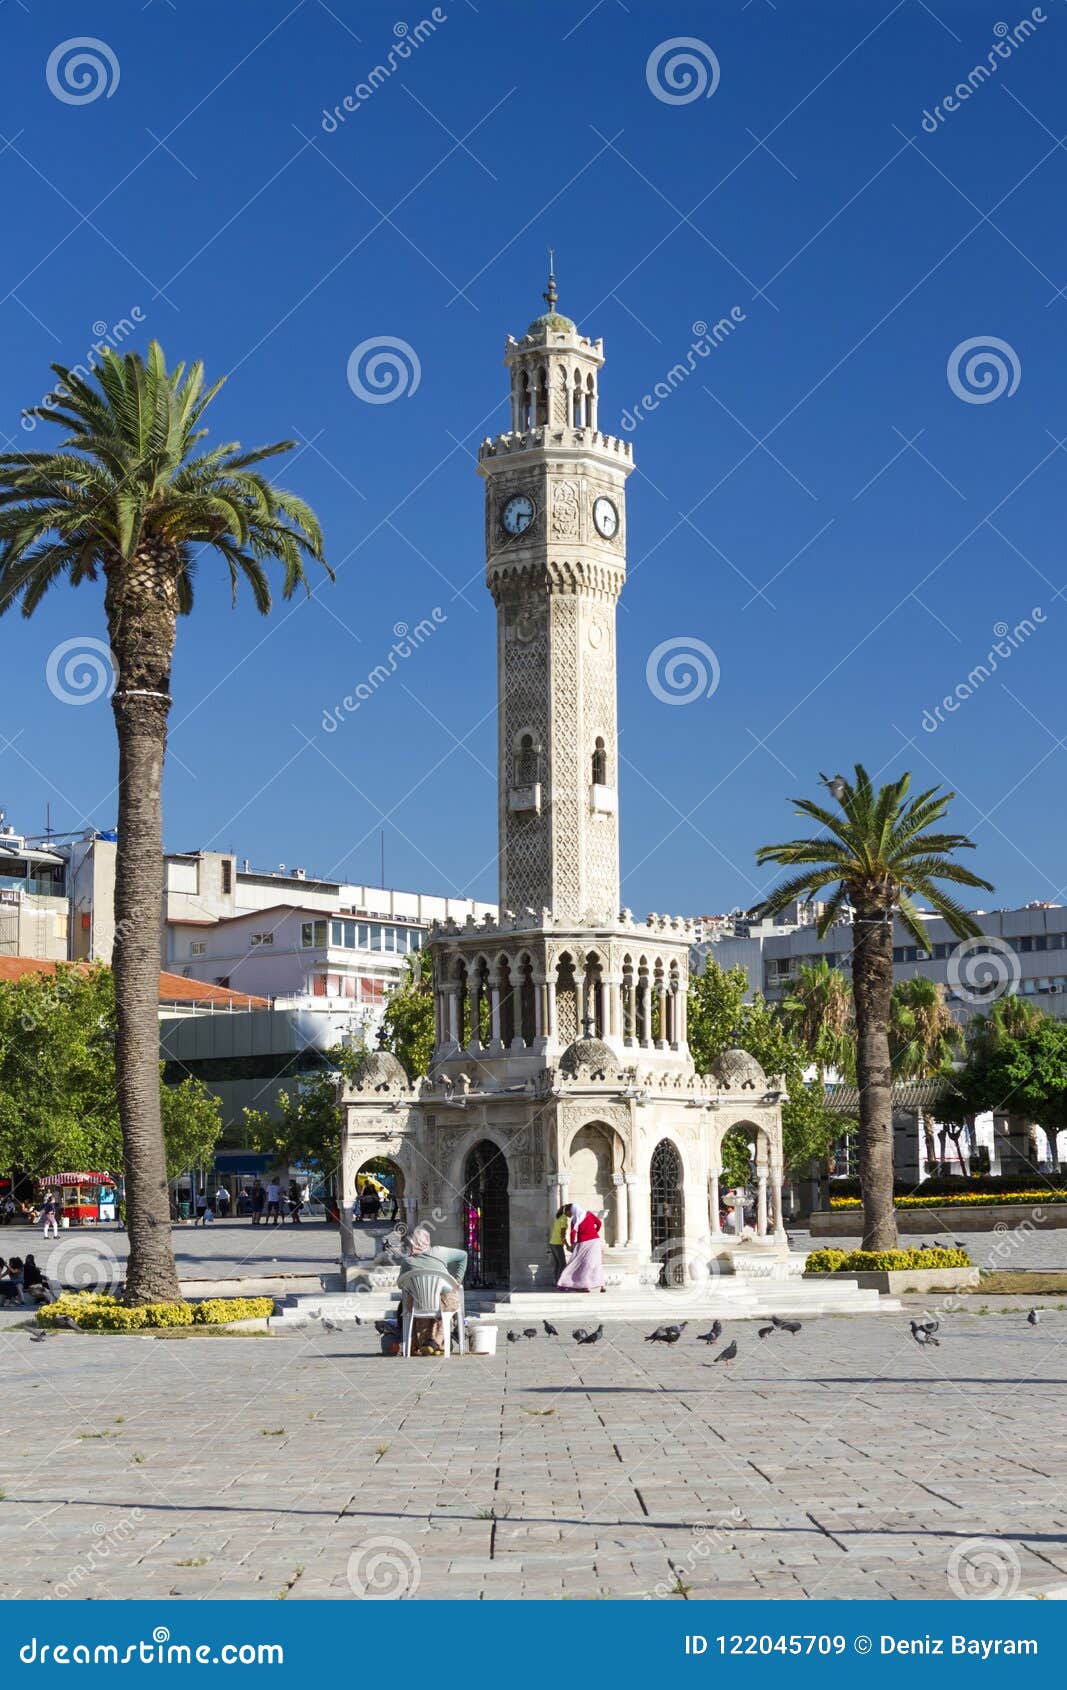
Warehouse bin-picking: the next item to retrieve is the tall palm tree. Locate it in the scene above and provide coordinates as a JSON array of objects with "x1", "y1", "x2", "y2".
[
  {"x1": 778, "y1": 957, "x2": 855, "y2": 1083},
  {"x1": 889, "y1": 976, "x2": 962, "y2": 1172},
  {"x1": 0, "y1": 344, "x2": 329, "y2": 1302},
  {"x1": 755, "y1": 765, "x2": 992, "y2": 1249}
]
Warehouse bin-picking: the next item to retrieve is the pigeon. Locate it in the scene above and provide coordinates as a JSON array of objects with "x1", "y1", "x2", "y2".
[
  {"x1": 758, "y1": 1325, "x2": 775, "y2": 1339},
  {"x1": 1028, "y1": 1308, "x2": 1040, "y2": 1326},
  {"x1": 507, "y1": 1330, "x2": 522, "y2": 1343},
  {"x1": 523, "y1": 1328, "x2": 538, "y2": 1340},
  {"x1": 580, "y1": 1324, "x2": 604, "y2": 1345},
  {"x1": 777, "y1": 1319, "x2": 802, "y2": 1335},
  {"x1": 28, "y1": 1329, "x2": 48, "y2": 1343},
  {"x1": 644, "y1": 1327, "x2": 670, "y2": 1343},
  {"x1": 675, "y1": 1321, "x2": 689, "y2": 1332},
  {"x1": 819, "y1": 771, "x2": 847, "y2": 801},
  {"x1": 321, "y1": 1317, "x2": 345, "y2": 1335},
  {"x1": 571, "y1": 1328, "x2": 589, "y2": 1343},
  {"x1": 711, "y1": 1339, "x2": 738, "y2": 1366},
  {"x1": 909, "y1": 1321, "x2": 940, "y2": 1346},
  {"x1": 914, "y1": 1318, "x2": 939, "y2": 1337},
  {"x1": 696, "y1": 1321, "x2": 722, "y2": 1346},
  {"x1": 543, "y1": 1320, "x2": 559, "y2": 1336}
]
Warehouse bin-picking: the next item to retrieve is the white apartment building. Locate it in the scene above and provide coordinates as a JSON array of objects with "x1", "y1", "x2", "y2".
[{"x1": 0, "y1": 816, "x2": 69, "y2": 961}]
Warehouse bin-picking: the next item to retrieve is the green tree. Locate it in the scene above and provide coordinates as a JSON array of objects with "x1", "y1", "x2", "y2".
[
  {"x1": 687, "y1": 959, "x2": 844, "y2": 1185},
  {"x1": 0, "y1": 345, "x2": 329, "y2": 1302},
  {"x1": 756, "y1": 765, "x2": 991, "y2": 1249},
  {"x1": 889, "y1": 976, "x2": 963, "y2": 1171},
  {"x1": 379, "y1": 952, "x2": 435, "y2": 1078},
  {"x1": 778, "y1": 958, "x2": 855, "y2": 1083},
  {"x1": 0, "y1": 965, "x2": 220, "y2": 1186},
  {"x1": 942, "y1": 999, "x2": 1067, "y2": 1174},
  {"x1": 243, "y1": 1044, "x2": 362, "y2": 1188}
]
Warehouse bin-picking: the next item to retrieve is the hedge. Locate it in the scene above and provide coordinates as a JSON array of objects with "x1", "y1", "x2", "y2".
[
  {"x1": 806, "y1": 1247, "x2": 971, "y2": 1274},
  {"x1": 38, "y1": 1293, "x2": 274, "y2": 1332},
  {"x1": 830, "y1": 1190, "x2": 1067, "y2": 1210},
  {"x1": 831, "y1": 1175, "x2": 1067, "y2": 1199}
]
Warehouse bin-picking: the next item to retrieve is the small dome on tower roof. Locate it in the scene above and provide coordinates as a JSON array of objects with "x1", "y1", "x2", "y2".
[
  {"x1": 711, "y1": 1047, "x2": 767, "y2": 1092},
  {"x1": 559, "y1": 1036, "x2": 617, "y2": 1079},
  {"x1": 526, "y1": 309, "x2": 577, "y2": 337},
  {"x1": 351, "y1": 1048, "x2": 410, "y2": 1092}
]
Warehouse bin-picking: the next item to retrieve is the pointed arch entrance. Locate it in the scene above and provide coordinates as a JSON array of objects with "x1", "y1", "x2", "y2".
[
  {"x1": 463, "y1": 1140, "x2": 510, "y2": 1287},
  {"x1": 649, "y1": 1139, "x2": 685, "y2": 1284}
]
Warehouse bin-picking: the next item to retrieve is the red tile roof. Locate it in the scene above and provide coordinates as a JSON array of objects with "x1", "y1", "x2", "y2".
[{"x1": 0, "y1": 957, "x2": 269, "y2": 1010}]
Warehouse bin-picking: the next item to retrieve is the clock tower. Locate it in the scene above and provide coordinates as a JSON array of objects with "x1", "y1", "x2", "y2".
[{"x1": 478, "y1": 262, "x2": 634, "y2": 924}]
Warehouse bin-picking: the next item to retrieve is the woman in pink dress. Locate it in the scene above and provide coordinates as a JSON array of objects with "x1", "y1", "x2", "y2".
[{"x1": 556, "y1": 1205, "x2": 605, "y2": 1292}]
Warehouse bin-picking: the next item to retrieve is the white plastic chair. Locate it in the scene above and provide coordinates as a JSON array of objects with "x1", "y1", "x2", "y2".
[{"x1": 397, "y1": 1269, "x2": 466, "y2": 1357}]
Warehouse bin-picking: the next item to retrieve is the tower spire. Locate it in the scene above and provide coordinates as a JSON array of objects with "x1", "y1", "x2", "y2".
[{"x1": 543, "y1": 247, "x2": 557, "y2": 313}]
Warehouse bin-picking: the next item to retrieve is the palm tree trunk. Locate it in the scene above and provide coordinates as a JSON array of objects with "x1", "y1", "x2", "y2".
[
  {"x1": 106, "y1": 547, "x2": 183, "y2": 1304},
  {"x1": 851, "y1": 907, "x2": 898, "y2": 1250}
]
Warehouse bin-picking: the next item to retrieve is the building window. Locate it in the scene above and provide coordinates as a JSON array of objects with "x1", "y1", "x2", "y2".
[
  {"x1": 301, "y1": 920, "x2": 327, "y2": 948},
  {"x1": 216, "y1": 976, "x2": 230, "y2": 988},
  {"x1": 190, "y1": 941, "x2": 206, "y2": 957},
  {"x1": 220, "y1": 860, "x2": 232, "y2": 895},
  {"x1": 514, "y1": 733, "x2": 539, "y2": 786},
  {"x1": 250, "y1": 932, "x2": 274, "y2": 947},
  {"x1": 591, "y1": 737, "x2": 607, "y2": 786}
]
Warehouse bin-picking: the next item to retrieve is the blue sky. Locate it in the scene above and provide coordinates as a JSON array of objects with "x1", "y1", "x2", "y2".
[{"x1": 1, "y1": 0, "x2": 1066, "y2": 917}]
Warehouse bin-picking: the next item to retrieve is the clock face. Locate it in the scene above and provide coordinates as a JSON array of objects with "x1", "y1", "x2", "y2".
[
  {"x1": 593, "y1": 495, "x2": 620, "y2": 539},
  {"x1": 501, "y1": 494, "x2": 535, "y2": 536}
]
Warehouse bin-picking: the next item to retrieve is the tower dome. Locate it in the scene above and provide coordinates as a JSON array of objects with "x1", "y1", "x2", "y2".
[
  {"x1": 559, "y1": 1036, "x2": 617, "y2": 1079},
  {"x1": 711, "y1": 1047, "x2": 767, "y2": 1092},
  {"x1": 351, "y1": 1048, "x2": 410, "y2": 1093}
]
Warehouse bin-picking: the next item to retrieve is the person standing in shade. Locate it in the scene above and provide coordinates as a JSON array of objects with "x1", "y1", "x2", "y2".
[
  {"x1": 40, "y1": 1191, "x2": 59, "y2": 1240},
  {"x1": 287, "y1": 1180, "x2": 303, "y2": 1225},
  {"x1": 264, "y1": 1178, "x2": 282, "y2": 1227},
  {"x1": 548, "y1": 1205, "x2": 570, "y2": 1284},
  {"x1": 249, "y1": 1180, "x2": 266, "y2": 1226}
]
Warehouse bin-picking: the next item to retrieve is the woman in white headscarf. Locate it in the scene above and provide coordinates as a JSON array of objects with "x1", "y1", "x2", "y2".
[
  {"x1": 395, "y1": 1225, "x2": 468, "y2": 1352},
  {"x1": 555, "y1": 1203, "x2": 605, "y2": 1292}
]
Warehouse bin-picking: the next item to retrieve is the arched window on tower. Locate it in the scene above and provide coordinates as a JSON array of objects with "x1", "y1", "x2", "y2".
[
  {"x1": 591, "y1": 737, "x2": 608, "y2": 786},
  {"x1": 515, "y1": 733, "x2": 540, "y2": 786},
  {"x1": 518, "y1": 372, "x2": 532, "y2": 432},
  {"x1": 586, "y1": 373, "x2": 597, "y2": 431},
  {"x1": 535, "y1": 369, "x2": 549, "y2": 427},
  {"x1": 572, "y1": 370, "x2": 584, "y2": 427}
]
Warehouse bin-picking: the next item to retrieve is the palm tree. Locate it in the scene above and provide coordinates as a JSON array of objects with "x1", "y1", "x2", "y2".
[
  {"x1": 755, "y1": 765, "x2": 992, "y2": 1249},
  {"x1": 778, "y1": 957, "x2": 854, "y2": 1083},
  {"x1": 889, "y1": 976, "x2": 962, "y2": 1173},
  {"x1": 0, "y1": 344, "x2": 329, "y2": 1302}
]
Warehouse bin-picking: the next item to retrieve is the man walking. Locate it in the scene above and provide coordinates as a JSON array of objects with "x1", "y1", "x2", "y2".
[
  {"x1": 249, "y1": 1180, "x2": 265, "y2": 1226},
  {"x1": 40, "y1": 1190, "x2": 59, "y2": 1240}
]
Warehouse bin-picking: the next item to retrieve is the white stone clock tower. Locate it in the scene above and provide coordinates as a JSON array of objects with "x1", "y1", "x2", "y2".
[{"x1": 478, "y1": 262, "x2": 634, "y2": 925}]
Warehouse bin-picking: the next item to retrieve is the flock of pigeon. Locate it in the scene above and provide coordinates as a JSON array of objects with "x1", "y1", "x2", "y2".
[{"x1": 499, "y1": 1313, "x2": 804, "y2": 1367}]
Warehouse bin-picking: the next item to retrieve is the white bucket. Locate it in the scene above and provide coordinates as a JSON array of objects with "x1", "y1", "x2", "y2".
[{"x1": 468, "y1": 1324, "x2": 497, "y2": 1356}]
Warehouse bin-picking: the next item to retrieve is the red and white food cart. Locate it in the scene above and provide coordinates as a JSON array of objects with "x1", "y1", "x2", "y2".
[{"x1": 37, "y1": 1172, "x2": 117, "y2": 1226}]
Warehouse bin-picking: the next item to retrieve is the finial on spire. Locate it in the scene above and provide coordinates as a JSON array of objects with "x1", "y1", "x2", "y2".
[{"x1": 543, "y1": 247, "x2": 558, "y2": 312}]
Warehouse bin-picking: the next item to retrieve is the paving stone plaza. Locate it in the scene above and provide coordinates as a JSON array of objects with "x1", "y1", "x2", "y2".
[{"x1": 1, "y1": 1222, "x2": 1066, "y2": 1601}]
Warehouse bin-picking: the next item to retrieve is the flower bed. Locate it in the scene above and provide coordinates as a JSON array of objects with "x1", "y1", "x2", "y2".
[
  {"x1": 805, "y1": 1247, "x2": 970, "y2": 1274},
  {"x1": 829, "y1": 1190, "x2": 1067, "y2": 1210},
  {"x1": 37, "y1": 1293, "x2": 274, "y2": 1332}
]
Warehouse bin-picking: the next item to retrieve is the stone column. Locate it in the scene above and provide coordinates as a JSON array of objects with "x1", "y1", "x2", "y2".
[
  {"x1": 624, "y1": 1174, "x2": 639, "y2": 1249},
  {"x1": 468, "y1": 976, "x2": 482, "y2": 1050},
  {"x1": 545, "y1": 977, "x2": 558, "y2": 1043},
  {"x1": 489, "y1": 984, "x2": 502, "y2": 1048},
  {"x1": 447, "y1": 989, "x2": 460, "y2": 1046},
  {"x1": 709, "y1": 1168, "x2": 722, "y2": 1237},
  {"x1": 756, "y1": 1173, "x2": 768, "y2": 1238},
  {"x1": 533, "y1": 981, "x2": 544, "y2": 1041},
  {"x1": 611, "y1": 1172, "x2": 626, "y2": 1248},
  {"x1": 772, "y1": 1163, "x2": 788, "y2": 1238},
  {"x1": 656, "y1": 983, "x2": 667, "y2": 1049}
]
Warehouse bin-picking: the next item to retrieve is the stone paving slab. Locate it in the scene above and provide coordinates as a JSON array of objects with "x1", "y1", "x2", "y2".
[{"x1": 1, "y1": 1307, "x2": 1066, "y2": 1601}]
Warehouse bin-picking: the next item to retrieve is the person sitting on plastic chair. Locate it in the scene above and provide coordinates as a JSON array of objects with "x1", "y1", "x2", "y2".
[{"x1": 394, "y1": 1226, "x2": 467, "y2": 1355}]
